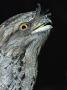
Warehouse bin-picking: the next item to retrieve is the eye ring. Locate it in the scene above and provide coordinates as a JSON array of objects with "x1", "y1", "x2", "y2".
[{"x1": 19, "y1": 23, "x2": 29, "y2": 31}]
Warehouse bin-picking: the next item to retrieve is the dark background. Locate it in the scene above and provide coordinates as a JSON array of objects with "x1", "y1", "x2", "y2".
[{"x1": 0, "y1": 0, "x2": 67, "y2": 90}]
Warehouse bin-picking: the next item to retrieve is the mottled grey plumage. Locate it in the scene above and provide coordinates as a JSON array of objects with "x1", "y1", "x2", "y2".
[{"x1": 0, "y1": 4, "x2": 52, "y2": 90}]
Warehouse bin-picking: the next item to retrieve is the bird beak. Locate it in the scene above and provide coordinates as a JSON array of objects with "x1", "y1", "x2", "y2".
[{"x1": 31, "y1": 24, "x2": 53, "y2": 34}]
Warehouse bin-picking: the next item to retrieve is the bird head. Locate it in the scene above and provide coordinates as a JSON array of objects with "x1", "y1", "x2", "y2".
[{"x1": 0, "y1": 4, "x2": 52, "y2": 57}]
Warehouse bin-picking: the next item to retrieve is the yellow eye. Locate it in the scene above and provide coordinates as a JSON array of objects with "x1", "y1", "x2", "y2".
[{"x1": 19, "y1": 23, "x2": 29, "y2": 30}]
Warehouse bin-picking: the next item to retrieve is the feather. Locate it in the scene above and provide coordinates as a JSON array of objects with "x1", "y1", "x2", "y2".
[{"x1": 0, "y1": 4, "x2": 52, "y2": 90}]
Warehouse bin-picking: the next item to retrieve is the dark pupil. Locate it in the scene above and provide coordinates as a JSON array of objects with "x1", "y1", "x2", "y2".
[{"x1": 22, "y1": 25, "x2": 27, "y2": 29}]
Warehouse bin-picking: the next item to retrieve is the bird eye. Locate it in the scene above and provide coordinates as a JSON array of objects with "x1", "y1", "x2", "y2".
[{"x1": 19, "y1": 23, "x2": 29, "y2": 30}]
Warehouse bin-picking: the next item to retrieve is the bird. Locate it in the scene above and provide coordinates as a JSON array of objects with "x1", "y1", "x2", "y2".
[{"x1": 0, "y1": 4, "x2": 52, "y2": 90}]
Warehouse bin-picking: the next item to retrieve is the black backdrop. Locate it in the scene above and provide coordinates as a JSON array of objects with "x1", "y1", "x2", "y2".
[{"x1": 0, "y1": 0, "x2": 67, "y2": 90}]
